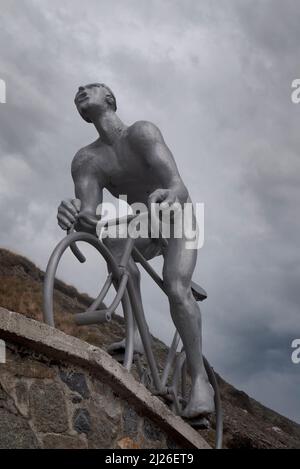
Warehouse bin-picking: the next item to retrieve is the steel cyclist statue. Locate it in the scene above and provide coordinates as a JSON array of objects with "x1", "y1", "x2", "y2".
[{"x1": 57, "y1": 82, "x2": 214, "y2": 419}]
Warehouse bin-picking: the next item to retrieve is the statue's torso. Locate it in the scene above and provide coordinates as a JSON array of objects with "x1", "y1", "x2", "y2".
[{"x1": 84, "y1": 127, "x2": 166, "y2": 205}]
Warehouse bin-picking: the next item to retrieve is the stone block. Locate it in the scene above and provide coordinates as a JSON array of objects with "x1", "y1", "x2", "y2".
[{"x1": 29, "y1": 382, "x2": 69, "y2": 433}]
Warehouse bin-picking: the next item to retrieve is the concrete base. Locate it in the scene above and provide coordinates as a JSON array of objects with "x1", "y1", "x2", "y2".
[{"x1": 0, "y1": 307, "x2": 210, "y2": 449}]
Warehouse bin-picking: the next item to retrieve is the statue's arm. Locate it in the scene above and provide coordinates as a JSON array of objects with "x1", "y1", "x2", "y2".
[
  {"x1": 71, "y1": 149, "x2": 105, "y2": 232},
  {"x1": 129, "y1": 121, "x2": 189, "y2": 207}
]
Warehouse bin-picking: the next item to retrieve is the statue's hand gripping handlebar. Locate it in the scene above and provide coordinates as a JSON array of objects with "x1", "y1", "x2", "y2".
[{"x1": 66, "y1": 212, "x2": 101, "y2": 263}]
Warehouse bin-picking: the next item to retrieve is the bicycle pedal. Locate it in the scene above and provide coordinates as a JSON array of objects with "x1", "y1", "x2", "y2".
[{"x1": 185, "y1": 416, "x2": 211, "y2": 430}]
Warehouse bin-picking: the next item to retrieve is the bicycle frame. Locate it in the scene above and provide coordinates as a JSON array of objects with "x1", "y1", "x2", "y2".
[{"x1": 43, "y1": 211, "x2": 223, "y2": 448}]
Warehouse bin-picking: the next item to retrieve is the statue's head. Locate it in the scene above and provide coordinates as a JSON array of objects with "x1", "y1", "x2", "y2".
[{"x1": 74, "y1": 83, "x2": 117, "y2": 123}]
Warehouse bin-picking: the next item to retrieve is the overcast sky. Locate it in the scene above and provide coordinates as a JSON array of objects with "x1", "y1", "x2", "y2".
[{"x1": 0, "y1": 0, "x2": 299, "y2": 423}]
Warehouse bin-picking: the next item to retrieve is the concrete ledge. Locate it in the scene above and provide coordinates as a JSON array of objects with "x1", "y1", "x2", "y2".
[{"x1": 0, "y1": 307, "x2": 210, "y2": 449}]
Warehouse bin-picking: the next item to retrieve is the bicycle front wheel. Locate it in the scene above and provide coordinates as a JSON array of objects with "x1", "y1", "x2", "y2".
[{"x1": 43, "y1": 231, "x2": 134, "y2": 369}]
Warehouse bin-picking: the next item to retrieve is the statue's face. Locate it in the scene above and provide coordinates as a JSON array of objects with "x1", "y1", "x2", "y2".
[{"x1": 74, "y1": 83, "x2": 108, "y2": 122}]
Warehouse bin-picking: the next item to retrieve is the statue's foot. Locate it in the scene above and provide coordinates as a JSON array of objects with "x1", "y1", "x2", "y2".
[
  {"x1": 107, "y1": 332, "x2": 144, "y2": 356},
  {"x1": 182, "y1": 377, "x2": 215, "y2": 419}
]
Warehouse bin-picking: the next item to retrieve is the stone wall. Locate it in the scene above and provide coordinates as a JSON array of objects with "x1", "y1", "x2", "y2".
[
  {"x1": 0, "y1": 342, "x2": 179, "y2": 449},
  {"x1": 0, "y1": 308, "x2": 209, "y2": 449}
]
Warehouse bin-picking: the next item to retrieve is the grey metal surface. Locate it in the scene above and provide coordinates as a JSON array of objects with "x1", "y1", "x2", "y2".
[{"x1": 51, "y1": 82, "x2": 222, "y2": 446}]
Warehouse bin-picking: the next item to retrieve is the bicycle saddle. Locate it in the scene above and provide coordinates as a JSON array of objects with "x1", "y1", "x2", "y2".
[{"x1": 191, "y1": 281, "x2": 207, "y2": 302}]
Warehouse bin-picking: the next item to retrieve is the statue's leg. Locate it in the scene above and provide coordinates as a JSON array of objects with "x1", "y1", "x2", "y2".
[
  {"x1": 104, "y1": 237, "x2": 157, "y2": 354},
  {"x1": 162, "y1": 236, "x2": 215, "y2": 418}
]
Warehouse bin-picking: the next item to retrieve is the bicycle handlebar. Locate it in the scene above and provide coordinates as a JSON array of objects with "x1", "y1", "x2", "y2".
[
  {"x1": 68, "y1": 209, "x2": 168, "y2": 263},
  {"x1": 77, "y1": 210, "x2": 148, "y2": 229}
]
